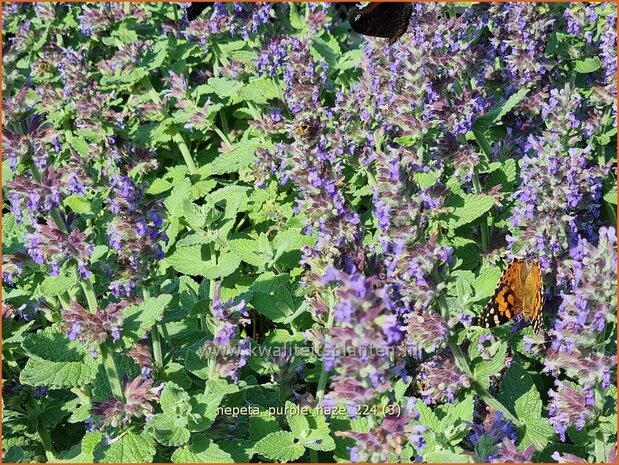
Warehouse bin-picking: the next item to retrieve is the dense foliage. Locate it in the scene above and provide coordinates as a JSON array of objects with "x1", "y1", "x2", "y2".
[{"x1": 2, "y1": 2, "x2": 617, "y2": 463}]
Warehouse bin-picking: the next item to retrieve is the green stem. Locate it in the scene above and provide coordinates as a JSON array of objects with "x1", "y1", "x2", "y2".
[
  {"x1": 315, "y1": 292, "x2": 336, "y2": 402},
  {"x1": 80, "y1": 279, "x2": 98, "y2": 314},
  {"x1": 471, "y1": 171, "x2": 489, "y2": 252},
  {"x1": 27, "y1": 396, "x2": 57, "y2": 461},
  {"x1": 100, "y1": 344, "x2": 125, "y2": 401},
  {"x1": 594, "y1": 385, "x2": 607, "y2": 463},
  {"x1": 144, "y1": 288, "x2": 164, "y2": 368},
  {"x1": 142, "y1": 78, "x2": 197, "y2": 173},
  {"x1": 81, "y1": 278, "x2": 124, "y2": 400}
]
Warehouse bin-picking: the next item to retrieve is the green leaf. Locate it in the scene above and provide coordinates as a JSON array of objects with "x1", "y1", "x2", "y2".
[
  {"x1": 288, "y1": 2, "x2": 304, "y2": 30},
  {"x1": 149, "y1": 414, "x2": 191, "y2": 447},
  {"x1": 574, "y1": 57, "x2": 601, "y2": 73},
  {"x1": 254, "y1": 431, "x2": 305, "y2": 462},
  {"x1": 286, "y1": 401, "x2": 310, "y2": 438},
  {"x1": 4, "y1": 445, "x2": 25, "y2": 463},
  {"x1": 207, "y1": 77, "x2": 241, "y2": 98},
  {"x1": 603, "y1": 188, "x2": 617, "y2": 205},
  {"x1": 498, "y1": 363, "x2": 555, "y2": 449},
  {"x1": 188, "y1": 393, "x2": 223, "y2": 432},
  {"x1": 472, "y1": 267, "x2": 501, "y2": 301},
  {"x1": 238, "y1": 78, "x2": 279, "y2": 104},
  {"x1": 37, "y1": 270, "x2": 76, "y2": 297},
  {"x1": 121, "y1": 295, "x2": 173, "y2": 347},
  {"x1": 165, "y1": 245, "x2": 241, "y2": 278},
  {"x1": 444, "y1": 194, "x2": 494, "y2": 229},
  {"x1": 165, "y1": 177, "x2": 193, "y2": 217},
  {"x1": 20, "y1": 328, "x2": 99, "y2": 389},
  {"x1": 160, "y1": 382, "x2": 192, "y2": 416},
  {"x1": 66, "y1": 133, "x2": 90, "y2": 157},
  {"x1": 251, "y1": 291, "x2": 292, "y2": 323},
  {"x1": 171, "y1": 435, "x2": 233, "y2": 463},
  {"x1": 200, "y1": 141, "x2": 261, "y2": 177},
  {"x1": 63, "y1": 195, "x2": 91, "y2": 214},
  {"x1": 425, "y1": 451, "x2": 472, "y2": 463},
  {"x1": 229, "y1": 238, "x2": 269, "y2": 267},
  {"x1": 93, "y1": 431, "x2": 156, "y2": 463},
  {"x1": 473, "y1": 87, "x2": 530, "y2": 131},
  {"x1": 473, "y1": 341, "x2": 507, "y2": 388}
]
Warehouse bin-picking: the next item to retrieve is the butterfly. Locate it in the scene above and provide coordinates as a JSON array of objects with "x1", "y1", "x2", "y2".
[
  {"x1": 478, "y1": 259, "x2": 544, "y2": 334},
  {"x1": 349, "y1": 2, "x2": 413, "y2": 44}
]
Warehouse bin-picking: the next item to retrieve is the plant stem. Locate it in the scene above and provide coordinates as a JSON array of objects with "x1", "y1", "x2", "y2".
[
  {"x1": 80, "y1": 279, "x2": 98, "y2": 314},
  {"x1": 100, "y1": 344, "x2": 125, "y2": 401},
  {"x1": 58, "y1": 292, "x2": 71, "y2": 311},
  {"x1": 27, "y1": 396, "x2": 57, "y2": 461},
  {"x1": 594, "y1": 385, "x2": 607, "y2": 463},
  {"x1": 142, "y1": 78, "x2": 197, "y2": 173},
  {"x1": 81, "y1": 278, "x2": 124, "y2": 400},
  {"x1": 315, "y1": 292, "x2": 336, "y2": 403},
  {"x1": 471, "y1": 171, "x2": 489, "y2": 252}
]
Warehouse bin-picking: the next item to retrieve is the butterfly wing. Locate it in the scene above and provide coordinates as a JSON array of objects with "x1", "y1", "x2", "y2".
[
  {"x1": 479, "y1": 259, "x2": 544, "y2": 334},
  {"x1": 478, "y1": 260, "x2": 523, "y2": 329},
  {"x1": 349, "y1": 2, "x2": 413, "y2": 41},
  {"x1": 522, "y1": 262, "x2": 544, "y2": 334}
]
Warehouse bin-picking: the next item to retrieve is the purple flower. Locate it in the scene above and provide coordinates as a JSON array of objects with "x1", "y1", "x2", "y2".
[
  {"x1": 418, "y1": 352, "x2": 470, "y2": 404},
  {"x1": 91, "y1": 376, "x2": 163, "y2": 429},
  {"x1": 548, "y1": 381, "x2": 595, "y2": 441}
]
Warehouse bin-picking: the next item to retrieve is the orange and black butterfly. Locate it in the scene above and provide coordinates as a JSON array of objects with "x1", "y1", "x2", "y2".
[
  {"x1": 349, "y1": 2, "x2": 413, "y2": 44},
  {"x1": 478, "y1": 259, "x2": 544, "y2": 334}
]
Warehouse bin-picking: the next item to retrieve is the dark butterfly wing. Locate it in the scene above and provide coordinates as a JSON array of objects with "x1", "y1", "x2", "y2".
[
  {"x1": 478, "y1": 283, "x2": 519, "y2": 329},
  {"x1": 187, "y1": 2, "x2": 212, "y2": 21},
  {"x1": 349, "y1": 2, "x2": 413, "y2": 41}
]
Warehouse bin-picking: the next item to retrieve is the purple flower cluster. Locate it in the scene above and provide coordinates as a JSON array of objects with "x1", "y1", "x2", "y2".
[
  {"x1": 200, "y1": 282, "x2": 250, "y2": 383},
  {"x1": 106, "y1": 174, "x2": 166, "y2": 297},
  {"x1": 548, "y1": 381, "x2": 595, "y2": 442},
  {"x1": 338, "y1": 399, "x2": 426, "y2": 462},
  {"x1": 417, "y1": 352, "x2": 470, "y2": 404},
  {"x1": 24, "y1": 221, "x2": 93, "y2": 278},
  {"x1": 90, "y1": 376, "x2": 163, "y2": 429},
  {"x1": 63, "y1": 300, "x2": 132, "y2": 356},
  {"x1": 321, "y1": 268, "x2": 405, "y2": 410},
  {"x1": 183, "y1": 3, "x2": 273, "y2": 44}
]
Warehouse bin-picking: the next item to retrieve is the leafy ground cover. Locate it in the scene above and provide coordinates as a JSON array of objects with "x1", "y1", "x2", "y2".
[{"x1": 1, "y1": 2, "x2": 617, "y2": 463}]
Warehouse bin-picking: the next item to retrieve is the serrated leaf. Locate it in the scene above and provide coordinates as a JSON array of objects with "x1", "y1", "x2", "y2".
[
  {"x1": 121, "y1": 295, "x2": 172, "y2": 347},
  {"x1": 238, "y1": 78, "x2": 279, "y2": 104},
  {"x1": 165, "y1": 245, "x2": 241, "y2": 278},
  {"x1": 207, "y1": 77, "x2": 241, "y2": 98},
  {"x1": 38, "y1": 271, "x2": 76, "y2": 297},
  {"x1": 444, "y1": 194, "x2": 494, "y2": 229},
  {"x1": 165, "y1": 177, "x2": 192, "y2": 217},
  {"x1": 472, "y1": 267, "x2": 502, "y2": 301},
  {"x1": 498, "y1": 363, "x2": 555, "y2": 449},
  {"x1": 200, "y1": 142, "x2": 261, "y2": 177},
  {"x1": 149, "y1": 414, "x2": 191, "y2": 447},
  {"x1": 4, "y1": 445, "x2": 25, "y2": 463},
  {"x1": 286, "y1": 401, "x2": 310, "y2": 438},
  {"x1": 603, "y1": 188, "x2": 617, "y2": 205},
  {"x1": 171, "y1": 435, "x2": 233, "y2": 463},
  {"x1": 20, "y1": 328, "x2": 99, "y2": 389},
  {"x1": 229, "y1": 238, "x2": 268, "y2": 267},
  {"x1": 254, "y1": 431, "x2": 305, "y2": 462},
  {"x1": 93, "y1": 431, "x2": 156, "y2": 463},
  {"x1": 473, "y1": 342, "x2": 507, "y2": 388}
]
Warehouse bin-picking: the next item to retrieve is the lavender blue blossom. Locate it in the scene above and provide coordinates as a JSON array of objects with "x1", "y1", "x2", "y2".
[
  {"x1": 548, "y1": 381, "x2": 595, "y2": 441},
  {"x1": 321, "y1": 269, "x2": 405, "y2": 410}
]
